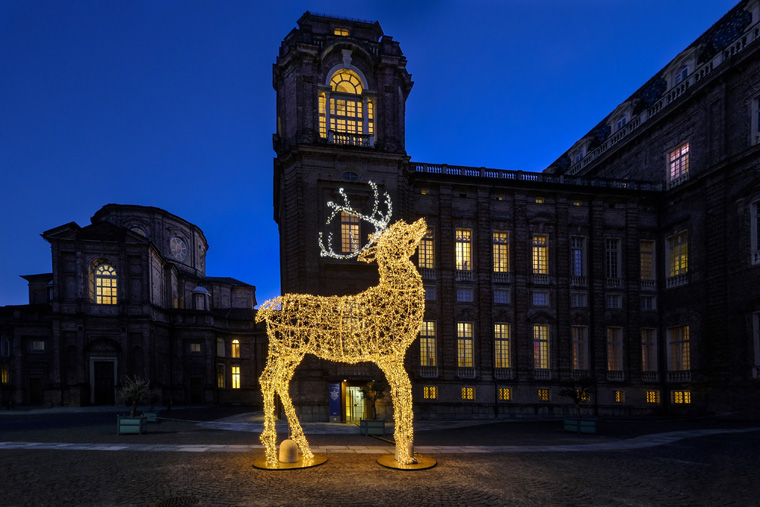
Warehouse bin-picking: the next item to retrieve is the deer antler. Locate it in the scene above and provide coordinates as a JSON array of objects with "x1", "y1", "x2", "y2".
[{"x1": 319, "y1": 181, "x2": 392, "y2": 259}]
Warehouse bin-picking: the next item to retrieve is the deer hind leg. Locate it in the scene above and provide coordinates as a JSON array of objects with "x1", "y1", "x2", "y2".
[
  {"x1": 259, "y1": 354, "x2": 280, "y2": 466},
  {"x1": 274, "y1": 353, "x2": 314, "y2": 461},
  {"x1": 378, "y1": 358, "x2": 416, "y2": 465}
]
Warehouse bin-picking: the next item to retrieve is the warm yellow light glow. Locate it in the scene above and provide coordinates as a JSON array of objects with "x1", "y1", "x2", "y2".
[
  {"x1": 532, "y1": 235, "x2": 548, "y2": 274},
  {"x1": 232, "y1": 339, "x2": 240, "y2": 358},
  {"x1": 334, "y1": 28, "x2": 349, "y2": 37},
  {"x1": 95, "y1": 263, "x2": 117, "y2": 305},
  {"x1": 232, "y1": 366, "x2": 240, "y2": 389},
  {"x1": 455, "y1": 229, "x2": 471, "y2": 271},
  {"x1": 257, "y1": 188, "x2": 426, "y2": 466}
]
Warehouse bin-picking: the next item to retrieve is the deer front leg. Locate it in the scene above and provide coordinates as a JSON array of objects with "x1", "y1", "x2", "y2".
[
  {"x1": 275, "y1": 354, "x2": 314, "y2": 461},
  {"x1": 259, "y1": 360, "x2": 279, "y2": 467},
  {"x1": 378, "y1": 358, "x2": 416, "y2": 465}
]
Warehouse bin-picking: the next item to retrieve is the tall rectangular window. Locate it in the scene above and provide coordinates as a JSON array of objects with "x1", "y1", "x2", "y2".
[
  {"x1": 1, "y1": 365, "x2": 8, "y2": 384},
  {"x1": 455, "y1": 229, "x2": 472, "y2": 271},
  {"x1": 341, "y1": 212, "x2": 360, "y2": 254},
  {"x1": 216, "y1": 364, "x2": 225, "y2": 388},
  {"x1": 751, "y1": 202, "x2": 760, "y2": 265},
  {"x1": 607, "y1": 328, "x2": 623, "y2": 371},
  {"x1": 419, "y1": 321, "x2": 436, "y2": 367},
  {"x1": 640, "y1": 240, "x2": 655, "y2": 280},
  {"x1": 216, "y1": 337, "x2": 225, "y2": 357},
  {"x1": 641, "y1": 329, "x2": 658, "y2": 372},
  {"x1": 668, "y1": 326, "x2": 691, "y2": 371},
  {"x1": 571, "y1": 326, "x2": 589, "y2": 370},
  {"x1": 532, "y1": 235, "x2": 548, "y2": 274},
  {"x1": 606, "y1": 238, "x2": 621, "y2": 279},
  {"x1": 494, "y1": 323, "x2": 511, "y2": 369},
  {"x1": 231, "y1": 366, "x2": 241, "y2": 389},
  {"x1": 418, "y1": 228, "x2": 435, "y2": 269},
  {"x1": 231, "y1": 339, "x2": 240, "y2": 358},
  {"x1": 668, "y1": 232, "x2": 689, "y2": 277},
  {"x1": 457, "y1": 322, "x2": 473, "y2": 367},
  {"x1": 492, "y1": 232, "x2": 510, "y2": 273},
  {"x1": 669, "y1": 142, "x2": 690, "y2": 184},
  {"x1": 571, "y1": 237, "x2": 586, "y2": 277},
  {"x1": 533, "y1": 324, "x2": 550, "y2": 369}
]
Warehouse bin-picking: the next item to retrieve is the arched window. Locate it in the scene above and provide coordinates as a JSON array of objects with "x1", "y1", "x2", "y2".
[
  {"x1": 94, "y1": 263, "x2": 118, "y2": 305},
  {"x1": 231, "y1": 339, "x2": 240, "y2": 358},
  {"x1": 319, "y1": 69, "x2": 374, "y2": 146}
]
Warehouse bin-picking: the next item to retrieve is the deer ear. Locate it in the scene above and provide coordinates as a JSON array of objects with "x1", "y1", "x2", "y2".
[{"x1": 357, "y1": 245, "x2": 376, "y2": 264}]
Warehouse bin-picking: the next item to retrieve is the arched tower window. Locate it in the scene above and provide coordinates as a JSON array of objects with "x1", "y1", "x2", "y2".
[
  {"x1": 94, "y1": 263, "x2": 118, "y2": 305},
  {"x1": 319, "y1": 68, "x2": 375, "y2": 146}
]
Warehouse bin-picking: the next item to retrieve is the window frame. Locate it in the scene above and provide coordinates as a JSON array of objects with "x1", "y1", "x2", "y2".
[
  {"x1": 533, "y1": 324, "x2": 550, "y2": 370},
  {"x1": 231, "y1": 339, "x2": 240, "y2": 359},
  {"x1": 667, "y1": 326, "x2": 691, "y2": 372},
  {"x1": 455, "y1": 229, "x2": 472, "y2": 271},
  {"x1": 418, "y1": 228, "x2": 435, "y2": 269},
  {"x1": 571, "y1": 326, "x2": 589, "y2": 371},
  {"x1": 419, "y1": 321, "x2": 437, "y2": 368},
  {"x1": 231, "y1": 365, "x2": 241, "y2": 389},
  {"x1": 457, "y1": 322, "x2": 474, "y2": 368},
  {"x1": 668, "y1": 142, "x2": 690, "y2": 186},
  {"x1": 641, "y1": 328, "x2": 658, "y2": 372},
  {"x1": 494, "y1": 323, "x2": 511, "y2": 369},
  {"x1": 605, "y1": 238, "x2": 621, "y2": 280},
  {"x1": 531, "y1": 234, "x2": 548, "y2": 275},
  {"x1": 93, "y1": 262, "x2": 118, "y2": 305},
  {"x1": 570, "y1": 236, "x2": 586, "y2": 277},
  {"x1": 217, "y1": 364, "x2": 225, "y2": 389},
  {"x1": 640, "y1": 240, "x2": 656, "y2": 281},
  {"x1": 607, "y1": 327, "x2": 624, "y2": 372},
  {"x1": 492, "y1": 231, "x2": 510, "y2": 273}
]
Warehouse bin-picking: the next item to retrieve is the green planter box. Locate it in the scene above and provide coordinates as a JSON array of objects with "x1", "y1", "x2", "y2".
[
  {"x1": 360, "y1": 419, "x2": 386, "y2": 436},
  {"x1": 563, "y1": 419, "x2": 597, "y2": 434},
  {"x1": 118, "y1": 415, "x2": 148, "y2": 435}
]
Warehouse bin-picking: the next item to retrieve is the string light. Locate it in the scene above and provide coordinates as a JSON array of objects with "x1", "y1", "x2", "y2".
[{"x1": 257, "y1": 187, "x2": 426, "y2": 467}]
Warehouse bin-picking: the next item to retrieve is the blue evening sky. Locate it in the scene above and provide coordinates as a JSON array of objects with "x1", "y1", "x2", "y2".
[{"x1": 0, "y1": 0, "x2": 739, "y2": 306}]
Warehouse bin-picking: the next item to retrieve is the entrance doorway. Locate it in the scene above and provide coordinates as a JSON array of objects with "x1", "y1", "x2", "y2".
[
  {"x1": 28, "y1": 377, "x2": 43, "y2": 405},
  {"x1": 345, "y1": 386, "x2": 365, "y2": 423},
  {"x1": 93, "y1": 361, "x2": 115, "y2": 405}
]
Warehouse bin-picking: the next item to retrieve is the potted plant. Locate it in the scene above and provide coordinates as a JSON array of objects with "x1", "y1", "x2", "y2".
[
  {"x1": 117, "y1": 376, "x2": 150, "y2": 435},
  {"x1": 359, "y1": 380, "x2": 387, "y2": 435},
  {"x1": 560, "y1": 381, "x2": 596, "y2": 434}
]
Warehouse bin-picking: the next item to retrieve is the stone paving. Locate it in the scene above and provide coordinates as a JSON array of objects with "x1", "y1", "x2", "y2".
[{"x1": 1, "y1": 407, "x2": 760, "y2": 506}]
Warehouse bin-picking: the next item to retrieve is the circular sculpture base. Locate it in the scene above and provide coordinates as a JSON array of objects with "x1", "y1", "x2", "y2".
[
  {"x1": 377, "y1": 453, "x2": 437, "y2": 470},
  {"x1": 252, "y1": 454, "x2": 328, "y2": 470}
]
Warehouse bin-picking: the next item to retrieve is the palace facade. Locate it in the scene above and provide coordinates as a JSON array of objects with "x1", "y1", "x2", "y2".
[{"x1": 273, "y1": 3, "x2": 760, "y2": 421}]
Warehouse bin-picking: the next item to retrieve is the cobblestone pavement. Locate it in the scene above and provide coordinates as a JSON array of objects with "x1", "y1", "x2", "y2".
[{"x1": 2, "y1": 408, "x2": 760, "y2": 506}]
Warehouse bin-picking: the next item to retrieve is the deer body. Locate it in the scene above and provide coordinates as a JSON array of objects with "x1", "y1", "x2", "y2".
[{"x1": 256, "y1": 211, "x2": 427, "y2": 466}]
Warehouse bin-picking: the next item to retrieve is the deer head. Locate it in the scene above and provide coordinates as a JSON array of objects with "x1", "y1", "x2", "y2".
[
  {"x1": 319, "y1": 181, "x2": 392, "y2": 260},
  {"x1": 357, "y1": 218, "x2": 427, "y2": 266}
]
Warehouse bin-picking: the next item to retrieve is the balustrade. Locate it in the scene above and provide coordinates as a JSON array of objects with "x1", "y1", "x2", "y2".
[
  {"x1": 457, "y1": 367, "x2": 476, "y2": 379},
  {"x1": 419, "y1": 366, "x2": 438, "y2": 378},
  {"x1": 533, "y1": 369, "x2": 551, "y2": 380},
  {"x1": 666, "y1": 274, "x2": 688, "y2": 288},
  {"x1": 494, "y1": 368, "x2": 513, "y2": 380},
  {"x1": 607, "y1": 370, "x2": 624, "y2": 382},
  {"x1": 667, "y1": 371, "x2": 691, "y2": 382},
  {"x1": 641, "y1": 371, "x2": 659, "y2": 382}
]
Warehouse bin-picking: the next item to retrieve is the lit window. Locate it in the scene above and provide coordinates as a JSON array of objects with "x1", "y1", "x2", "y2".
[
  {"x1": 455, "y1": 229, "x2": 472, "y2": 271},
  {"x1": 572, "y1": 326, "x2": 589, "y2": 370},
  {"x1": 646, "y1": 391, "x2": 660, "y2": 403},
  {"x1": 535, "y1": 197, "x2": 544, "y2": 204},
  {"x1": 751, "y1": 201, "x2": 760, "y2": 265},
  {"x1": 190, "y1": 343, "x2": 201, "y2": 353},
  {"x1": 606, "y1": 294, "x2": 622, "y2": 309},
  {"x1": 606, "y1": 239, "x2": 621, "y2": 279},
  {"x1": 571, "y1": 293, "x2": 587, "y2": 308},
  {"x1": 419, "y1": 322, "x2": 436, "y2": 367},
  {"x1": 498, "y1": 387, "x2": 511, "y2": 401},
  {"x1": 231, "y1": 339, "x2": 240, "y2": 358},
  {"x1": 456, "y1": 288, "x2": 473, "y2": 302},
  {"x1": 494, "y1": 323, "x2": 511, "y2": 369},
  {"x1": 418, "y1": 228, "x2": 435, "y2": 269},
  {"x1": 1, "y1": 365, "x2": 8, "y2": 384},
  {"x1": 232, "y1": 366, "x2": 240, "y2": 389},
  {"x1": 457, "y1": 322, "x2": 473, "y2": 368},
  {"x1": 571, "y1": 237, "x2": 586, "y2": 277},
  {"x1": 667, "y1": 232, "x2": 688, "y2": 278},
  {"x1": 640, "y1": 240, "x2": 655, "y2": 281},
  {"x1": 533, "y1": 324, "x2": 550, "y2": 370},
  {"x1": 31, "y1": 340, "x2": 45, "y2": 352},
  {"x1": 492, "y1": 232, "x2": 510, "y2": 273},
  {"x1": 94, "y1": 263, "x2": 117, "y2": 305},
  {"x1": 572, "y1": 200, "x2": 582, "y2": 207},
  {"x1": 607, "y1": 328, "x2": 623, "y2": 371},
  {"x1": 614, "y1": 390, "x2": 625, "y2": 403},
  {"x1": 538, "y1": 388, "x2": 550, "y2": 401},
  {"x1": 531, "y1": 235, "x2": 548, "y2": 274},
  {"x1": 672, "y1": 391, "x2": 691, "y2": 404},
  {"x1": 341, "y1": 212, "x2": 360, "y2": 254},
  {"x1": 217, "y1": 364, "x2": 225, "y2": 388},
  {"x1": 494, "y1": 289, "x2": 510, "y2": 304},
  {"x1": 217, "y1": 337, "x2": 225, "y2": 357},
  {"x1": 576, "y1": 389, "x2": 589, "y2": 402},
  {"x1": 669, "y1": 143, "x2": 690, "y2": 185},
  {"x1": 668, "y1": 326, "x2": 690, "y2": 372},
  {"x1": 423, "y1": 386, "x2": 438, "y2": 399},
  {"x1": 334, "y1": 27, "x2": 349, "y2": 36},
  {"x1": 641, "y1": 295, "x2": 657, "y2": 310},
  {"x1": 532, "y1": 292, "x2": 548, "y2": 306},
  {"x1": 461, "y1": 387, "x2": 475, "y2": 400},
  {"x1": 641, "y1": 329, "x2": 658, "y2": 372},
  {"x1": 319, "y1": 69, "x2": 373, "y2": 142}
]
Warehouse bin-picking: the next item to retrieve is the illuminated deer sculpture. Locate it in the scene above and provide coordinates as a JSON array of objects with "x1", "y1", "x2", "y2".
[{"x1": 256, "y1": 182, "x2": 426, "y2": 466}]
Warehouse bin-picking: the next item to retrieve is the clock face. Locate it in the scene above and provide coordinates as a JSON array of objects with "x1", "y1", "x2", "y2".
[{"x1": 170, "y1": 237, "x2": 188, "y2": 261}]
